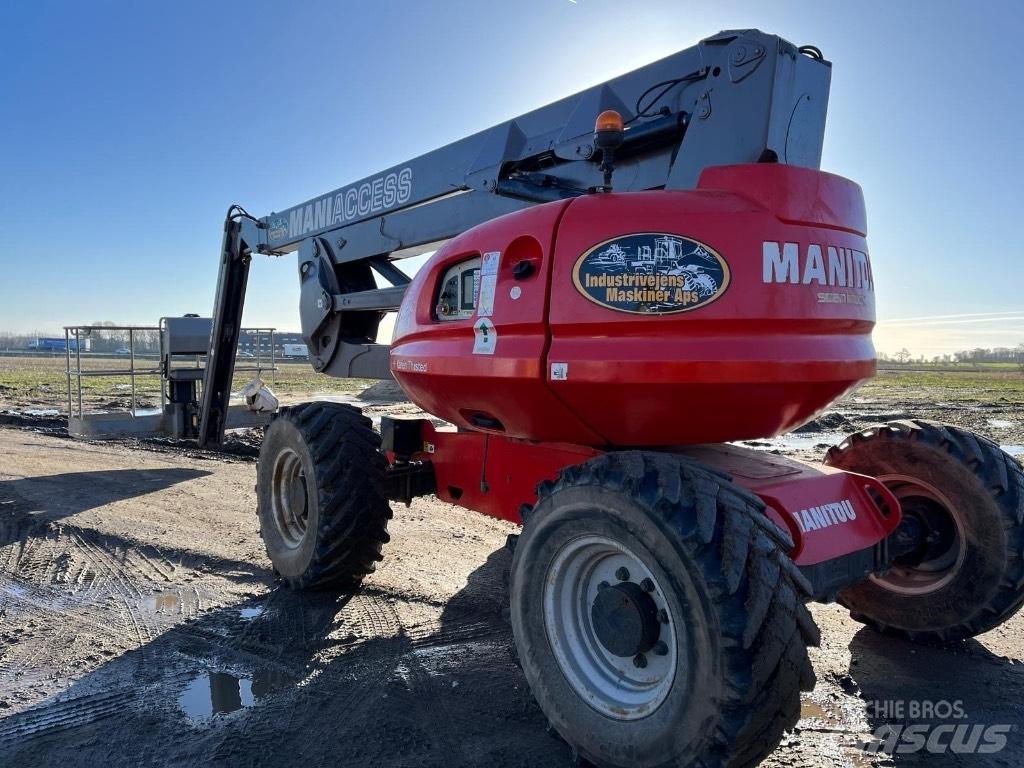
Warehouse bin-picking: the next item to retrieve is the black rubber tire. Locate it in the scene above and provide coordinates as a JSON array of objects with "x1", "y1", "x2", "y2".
[
  {"x1": 256, "y1": 402, "x2": 392, "y2": 590},
  {"x1": 510, "y1": 451, "x2": 819, "y2": 768},
  {"x1": 825, "y1": 419, "x2": 1024, "y2": 643}
]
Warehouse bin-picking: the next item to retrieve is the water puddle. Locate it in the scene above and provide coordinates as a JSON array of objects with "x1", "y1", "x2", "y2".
[
  {"x1": 0, "y1": 582, "x2": 33, "y2": 601},
  {"x1": 800, "y1": 700, "x2": 829, "y2": 722},
  {"x1": 239, "y1": 606, "x2": 262, "y2": 620},
  {"x1": 143, "y1": 592, "x2": 182, "y2": 614},
  {"x1": 1002, "y1": 445, "x2": 1024, "y2": 457},
  {"x1": 738, "y1": 431, "x2": 848, "y2": 454},
  {"x1": 83, "y1": 406, "x2": 162, "y2": 416},
  {"x1": 309, "y1": 394, "x2": 361, "y2": 405},
  {"x1": 988, "y1": 419, "x2": 1015, "y2": 429},
  {"x1": 178, "y1": 668, "x2": 299, "y2": 721}
]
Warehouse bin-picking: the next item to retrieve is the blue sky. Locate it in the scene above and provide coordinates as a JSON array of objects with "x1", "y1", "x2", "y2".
[{"x1": 1, "y1": 0, "x2": 1022, "y2": 356}]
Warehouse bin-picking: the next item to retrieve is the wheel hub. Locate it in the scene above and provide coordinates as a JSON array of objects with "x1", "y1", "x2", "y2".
[
  {"x1": 895, "y1": 496, "x2": 958, "y2": 568},
  {"x1": 543, "y1": 535, "x2": 679, "y2": 721},
  {"x1": 271, "y1": 447, "x2": 310, "y2": 549},
  {"x1": 591, "y1": 581, "x2": 660, "y2": 657},
  {"x1": 871, "y1": 476, "x2": 966, "y2": 596}
]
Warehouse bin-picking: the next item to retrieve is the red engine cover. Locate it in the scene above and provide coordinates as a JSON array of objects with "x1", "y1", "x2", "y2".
[{"x1": 391, "y1": 164, "x2": 875, "y2": 446}]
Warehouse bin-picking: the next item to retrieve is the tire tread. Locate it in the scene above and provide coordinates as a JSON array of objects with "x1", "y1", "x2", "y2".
[
  {"x1": 826, "y1": 418, "x2": 1024, "y2": 642},
  {"x1": 259, "y1": 402, "x2": 392, "y2": 590},
  {"x1": 527, "y1": 450, "x2": 818, "y2": 768}
]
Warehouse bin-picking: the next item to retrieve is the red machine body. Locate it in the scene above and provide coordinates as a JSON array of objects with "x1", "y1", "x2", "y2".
[
  {"x1": 390, "y1": 163, "x2": 893, "y2": 569},
  {"x1": 391, "y1": 163, "x2": 875, "y2": 446},
  {"x1": 403, "y1": 423, "x2": 900, "y2": 568}
]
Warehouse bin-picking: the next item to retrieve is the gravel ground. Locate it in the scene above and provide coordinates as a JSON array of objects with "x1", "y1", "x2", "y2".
[{"x1": 0, "y1": 387, "x2": 1022, "y2": 767}]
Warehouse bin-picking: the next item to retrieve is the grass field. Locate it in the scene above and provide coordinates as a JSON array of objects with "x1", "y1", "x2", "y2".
[
  {"x1": 0, "y1": 354, "x2": 373, "y2": 411},
  {"x1": 866, "y1": 368, "x2": 1024, "y2": 403},
  {"x1": 2, "y1": 353, "x2": 1022, "y2": 413}
]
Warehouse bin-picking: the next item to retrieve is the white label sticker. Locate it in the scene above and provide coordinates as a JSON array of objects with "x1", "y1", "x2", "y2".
[
  {"x1": 551, "y1": 362, "x2": 568, "y2": 381},
  {"x1": 477, "y1": 251, "x2": 500, "y2": 317},
  {"x1": 509, "y1": 285, "x2": 522, "y2": 300},
  {"x1": 477, "y1": 273, "x2": 496, "y2": 317},
  {"x1": 473, "y1": 317, "x2": 497, "y2": 355},
  {"x1": 481, "y1": 251, "x2": 500, "y2": 276}
]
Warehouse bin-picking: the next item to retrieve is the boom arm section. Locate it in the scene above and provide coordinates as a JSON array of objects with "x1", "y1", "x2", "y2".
[{"x1": 199, "y1": 29, "x2": 831, "y2": 445}]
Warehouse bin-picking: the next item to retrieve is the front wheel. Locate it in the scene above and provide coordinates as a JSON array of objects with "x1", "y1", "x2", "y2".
[
  {"x1": 256, "y1": 402, "x2": 392, "y2": 590},
  {"x1": 825, "y1": 419, "x2": 1024, "y2": 643},
  {"x1": 510, "y1": 451, "x2": 819, "y2": 768}
]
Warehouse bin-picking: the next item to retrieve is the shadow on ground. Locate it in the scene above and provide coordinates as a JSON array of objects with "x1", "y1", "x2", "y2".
[
  {"x1": 0, "y1": 469, "x2": 260, "y2": 576},
  {"x1": 0, "y1": 547, "x2": 570, "y2": 768},
  {"x1": 850, "y1": 627, "x2": 1024, "y2": 765},
  {"x1": 0, "y1": 468, "x2": 212, "y2": 520}
]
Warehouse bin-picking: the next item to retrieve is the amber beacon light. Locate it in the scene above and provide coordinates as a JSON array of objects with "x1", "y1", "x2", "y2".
[{"x1": 593, "y1": 110, "x2": 625, "y2": 192}]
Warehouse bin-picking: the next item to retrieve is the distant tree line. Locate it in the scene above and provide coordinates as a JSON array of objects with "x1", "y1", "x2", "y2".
[
  {"x1": 0, "y1": 321, "x2": 160, "y2": 353},
  {"x1": 878, "y1": 343, "x2": 1024, "y2": 366}
]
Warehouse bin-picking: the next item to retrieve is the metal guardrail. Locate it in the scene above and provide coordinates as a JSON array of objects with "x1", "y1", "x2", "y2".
[
  {"x1": 64, "y1": 325, "x2": 160, "y2": 419},
  {"x1": 63, "y1": 324, "x2": 278, "y2": 420}
]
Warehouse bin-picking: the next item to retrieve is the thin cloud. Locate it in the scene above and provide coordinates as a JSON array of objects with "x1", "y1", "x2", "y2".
[
  {"x1": 883, "y1": 317, "x2": 1024, "y2": 327},
  {"x1": 882, "y1": 310, "x2": 1024, "y2": 325}
]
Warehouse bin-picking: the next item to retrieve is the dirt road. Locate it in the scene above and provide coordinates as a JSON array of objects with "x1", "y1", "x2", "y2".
[{"x1": 1, "y1": 414, "x2": 1022, "y2": 766}]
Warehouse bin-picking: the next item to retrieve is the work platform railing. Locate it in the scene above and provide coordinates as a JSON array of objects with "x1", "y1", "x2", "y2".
[{"x1": 63, "y1": 323, "x2": 277, "y2": 422}]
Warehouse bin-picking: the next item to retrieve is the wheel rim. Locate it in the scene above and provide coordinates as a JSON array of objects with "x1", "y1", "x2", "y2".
[
  {"x1": 271, "y1": 448, "x2": 309, "y2": 549},
  {"x1": 543, "y1": 535, "x2": 678, "y2": 720},
  {"x1": 870, "y1": 474, "x2": 966, "y2": 596}
]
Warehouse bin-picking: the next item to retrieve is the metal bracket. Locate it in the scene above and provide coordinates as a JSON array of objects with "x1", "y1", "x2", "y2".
[{"x1": 728, "y1": 38, "x2": 767, "y2": 83}]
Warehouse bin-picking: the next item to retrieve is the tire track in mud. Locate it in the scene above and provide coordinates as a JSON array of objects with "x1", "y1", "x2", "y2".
[
  {"x1": 0, "y1": 580, "x2": 126, "y2": 641},
  {"x1": 405, "y1": 616, "x2": 504, "y2": 650},
  {"x1": 203, "y1": 590, "x2": 413, "y2": 766},
  {"x1": 201, "y1": 585, "x2": 528, "y2": 768},
  {"x1": 0, "y1": 544, "x2": 558, "y2": 767},
  {"x1": 0, "y1": 492, "x2": 242, "y2": 745},
  {"x1": 134, "y1": 547, "x2": 176, "y2": 583},
  {"x1": 69, "y1": 531, "x2": 155, "y2": 647},
  {"x1": 0, "y1": 689, "x2": 129, "y2": 750},
  {"x1": 0, "y1": 511, "x2": 136, "y2": 701},
  {"x1": 0, "y1": 433, "x2": 565, "y2": 767},
  {"x1": 0, "y1": 584, "x2": 236, "y2": 754}
]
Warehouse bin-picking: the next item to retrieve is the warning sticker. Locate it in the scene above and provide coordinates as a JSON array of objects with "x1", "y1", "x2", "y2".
[
  {"x1": 477, "y1": 251, "x2": 500, "y2": 318},
  {"x1": 473, "y1": 317, "x2": 497, "y2": 355},
  {"x1": 550, "y1": 362, "x2": 568, "y2": 380},
  {"x1": 477, "y1": 274, "x2": 496, "y2": 317},
  {"x1": 481, "y1": 251, "x2": 500, "y2": 276}
]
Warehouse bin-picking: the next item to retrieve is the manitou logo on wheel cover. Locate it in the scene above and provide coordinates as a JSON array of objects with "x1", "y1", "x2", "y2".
[
  {"x1": 794, "y1": 499, "x2": 857, "y2": 533},
  {"x1": 573, "y1": 233, "x2": 730, "y2": 314}
]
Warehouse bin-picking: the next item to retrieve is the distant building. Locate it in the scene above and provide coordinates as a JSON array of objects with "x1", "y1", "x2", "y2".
[
  {"x1": 236, "y1": 331, "x2": 305, "y2": 359},
  {"x1": 282, "y1": 343, "x2": 309, "y2": 358}
]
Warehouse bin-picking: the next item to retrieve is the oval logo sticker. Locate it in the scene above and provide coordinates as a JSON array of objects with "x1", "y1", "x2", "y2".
[{"x1": 573, "y1": 233, "x2": 730, "y2": 314}]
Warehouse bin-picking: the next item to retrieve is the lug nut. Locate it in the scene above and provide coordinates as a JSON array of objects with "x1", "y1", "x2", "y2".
[
  {"x1": 640, "y1": 578, "x2": 655, "y2": 593},
  {"x1": 657, "y1": 609, "x2": 669, "y2": 624},
  {"x1": 615, "y1": 567, "x2": 630, "y2": 581},
  {"x1": 633, "y1": 653, "x2": 647, "y2": 669},
  {"x1": 653, "y1": 641, "x2": 668, "y2": 656},
  {"x1": 598, "y1": 580, "x2": 610, "y2": 591}
]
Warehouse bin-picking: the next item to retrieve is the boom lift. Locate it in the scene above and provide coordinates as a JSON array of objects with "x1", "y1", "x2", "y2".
[{"x1": 199, "y1": 30, "x2": 1024, "y2": 768}]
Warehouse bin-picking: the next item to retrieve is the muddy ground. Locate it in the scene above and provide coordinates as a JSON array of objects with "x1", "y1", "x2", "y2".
[{"x1": 1, "y1": 376, "x2": 1023, "y2": 767}]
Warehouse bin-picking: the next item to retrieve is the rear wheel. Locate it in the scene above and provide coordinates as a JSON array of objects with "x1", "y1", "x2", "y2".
[
  {"x1": 825, "y1": 419, "x2": 1024, "y2": 642},
  {"x1": 256, "y1": 402, "x2": 392, "y2": 589},
  {"x1": 510, "y1": 451, "x2": 819, "y2": 768}
]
